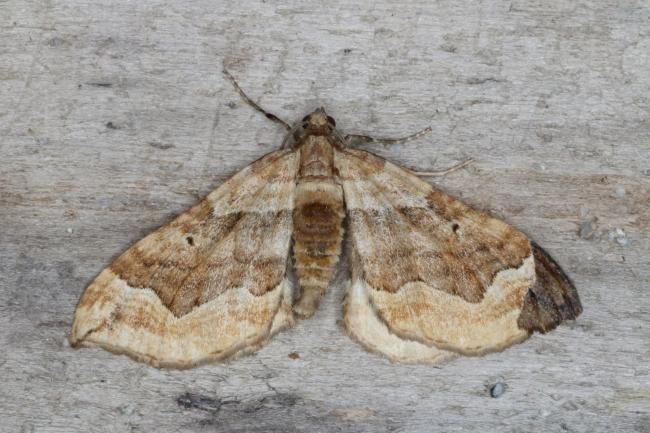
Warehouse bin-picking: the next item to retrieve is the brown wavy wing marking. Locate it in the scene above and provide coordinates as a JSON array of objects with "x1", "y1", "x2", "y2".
[
  {"x1": 71, "y1": 149, "x2": 300, "y2": 367},
  {"x1": 518, "y1": 241, "x2": 583, "y2": 333},
  {"x1": 336, "y1": 148, "x2": 531, "y2": 302},
  {"x1": 107, "y1": 149, "x2": 299, "y2": 317},
  {"x1": 336, "y1": 148, "x2": 541, "y2": 359}
]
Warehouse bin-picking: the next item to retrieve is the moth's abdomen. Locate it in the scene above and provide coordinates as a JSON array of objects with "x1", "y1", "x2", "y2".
[
  {"x1": 293, "y1": 182, "x2": 344, "y2": 317},
  {"x1": 292, "y1": 137, "x2": 345, "y2": 318}
]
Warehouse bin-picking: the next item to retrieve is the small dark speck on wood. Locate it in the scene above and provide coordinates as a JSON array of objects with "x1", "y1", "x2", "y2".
[
  {"x1": 149, "y1": 141, "x2": 174, "y2": 150},
  {"x1": 288, "y1": 351, "x2": 300, "y2": 359},
  {"x1": 177, "y1": 393, "x2": 223, "y2": 413},
  {"x1": 106, "y1": 122, "x2": 118, "y2": 129},
  {"x1": 490, "y1": 382, "x2": 505, "y2": 398},
  {"x1": 259, "y1": 393, "x2": 300, "y2": 409},
  {"x1": 440, "y1": 43, "x2": 457, "y2": 53},
  {"x1": 579, "y1": 220, "x2": 596, "y2": 239},
  {"x1": 466, "y1": 77, "x2": 504, "y2": 85}
]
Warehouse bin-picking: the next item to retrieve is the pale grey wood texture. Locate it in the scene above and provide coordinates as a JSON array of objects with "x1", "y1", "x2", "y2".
[{"x1": 1, "y1": 1, "x2": 649, "y2": 432}]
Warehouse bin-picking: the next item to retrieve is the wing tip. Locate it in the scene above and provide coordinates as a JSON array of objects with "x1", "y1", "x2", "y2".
[{"x1": 518, "y1": 241, "x2": 583, "y2": 334}]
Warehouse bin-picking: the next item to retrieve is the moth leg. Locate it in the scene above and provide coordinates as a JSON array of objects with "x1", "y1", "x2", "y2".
[
  {"x1": 405, "y1": 158, "x2": 473, "y2": 177},
  {"x1": 345, "y1": 126, "x2": 432, "y2": 146},
  {"x1": 223, "y1": 68, "x2": 292, "y2": 131}
]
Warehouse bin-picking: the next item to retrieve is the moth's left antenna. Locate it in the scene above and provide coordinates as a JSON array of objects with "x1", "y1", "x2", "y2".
[{"x1": 223, "y1": 68, "x2": 292, "y2": 131}]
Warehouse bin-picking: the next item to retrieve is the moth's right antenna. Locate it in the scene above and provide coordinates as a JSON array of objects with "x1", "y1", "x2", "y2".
[
  {"x1": 223, "y1": 68, "x2": 292, "y2": 131},
  {"x1": 344, "y1": 125, "x2": 473, "y2": 177},
  {"x1": 404, "y1": 158, "x2": 474, "y2": 177},
  {"x1": 344, "y1": 126, "x2": 432, "y2": 147}
]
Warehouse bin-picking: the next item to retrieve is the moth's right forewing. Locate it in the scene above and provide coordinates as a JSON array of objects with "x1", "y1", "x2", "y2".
[{"x1": 336, "y1": 148, "x2": 580, "y2": 363}]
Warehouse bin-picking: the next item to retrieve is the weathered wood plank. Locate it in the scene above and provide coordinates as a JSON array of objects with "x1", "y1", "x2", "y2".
[{"x1": 1, "y1": 1, "x2": 648, "y2": 432}]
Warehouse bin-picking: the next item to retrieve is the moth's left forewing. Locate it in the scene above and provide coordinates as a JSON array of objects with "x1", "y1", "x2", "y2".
[
  {"x1": 336, "y1": 148, "x2": 579, "y2": 362},
  {"x1": 71, "y1": 150, "x2": 299, "y2": 368}
]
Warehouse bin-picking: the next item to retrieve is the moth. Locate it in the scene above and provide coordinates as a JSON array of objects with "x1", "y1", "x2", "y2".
[{"x1": 70, "y1": 70, "x2": 582, "y2": 368}]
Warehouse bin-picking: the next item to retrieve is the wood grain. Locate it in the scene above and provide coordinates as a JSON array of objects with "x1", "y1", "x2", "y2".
[{"x1": 1, "y1": 0, "x2": 648, "y2": 432}]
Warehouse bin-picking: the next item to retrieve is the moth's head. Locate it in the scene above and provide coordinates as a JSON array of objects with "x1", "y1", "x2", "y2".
[
  {"x1": 301, "y1": 107, "x2": 336, "y2": 135},
  {"x1": 285, "y1": 107, "x2": 342, "y2": 149}
]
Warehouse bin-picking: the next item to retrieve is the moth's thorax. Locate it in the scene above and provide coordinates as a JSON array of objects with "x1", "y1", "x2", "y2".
[{"x1": 298, "y1": 135, "x2": 335, "y2": 179}]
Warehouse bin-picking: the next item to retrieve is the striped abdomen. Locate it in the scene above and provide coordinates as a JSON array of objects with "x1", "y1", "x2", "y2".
[{"x1": 292, "y1": 137, "x2": 345, "y2": 318}]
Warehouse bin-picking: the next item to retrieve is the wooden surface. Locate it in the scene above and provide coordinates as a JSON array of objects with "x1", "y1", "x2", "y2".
[{"x1": 1, "y1": 1, "x2": 649, "y2": 432}]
